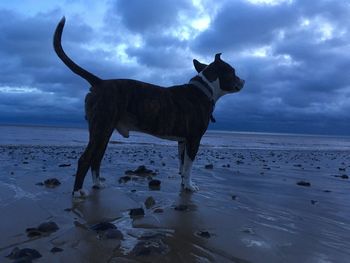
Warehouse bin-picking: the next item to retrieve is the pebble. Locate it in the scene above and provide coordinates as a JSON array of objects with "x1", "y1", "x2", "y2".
[
  {"x1": 90, "y1": 222, "x2": 117, "y2": 232},
  {"x1": 50, "y1": 247, "x2": 64, "y2": 253},
  {"x1": 174, "y1": 204, "x2": 188, "y2": 211},
  {"x1": 126, "y1": 165, "x2": 155, "y2": 176},
  {"x1": 129, "y1": 208, "x2": 145, "y2": 218},
  {"x1": 58, "y1": 163, "x2": 71, "y2": 167},
  {"x1": 132, "y1": 239, "x2": 169, "y2": 256},
  {"x1": 205, "y1": 164, "x2": 213, "y2": 169},
  {"x1": 335, "y1": 174, "x2": 349, "y2": 179},
  {"x1": 44, "y1": 178, "x2": 61, "y2": 188},
  {"x1": 119, "y1": 176, "x2": 131, "y2": 183},
  {"x1": 296, "y1": 181, "x2": 311, "y2": 187},
  {"x1": 144, "y1": 196, "x2": 156, "y2": 209},
  {"x1": 38, "y1": 221, "x2": 59, "y2": 233},
  {"x1": 197, "y1": 231, "x2": 211, "y2": 238},
  {"x1": 148, "y1": 179, "x2": 161, "y2": 190},
  {"x1": 6, "y1": 247, "x2": 42, "y2": 261},
  {"x1": 26, "y1": 221, "x2": 59, "y2": 237}
]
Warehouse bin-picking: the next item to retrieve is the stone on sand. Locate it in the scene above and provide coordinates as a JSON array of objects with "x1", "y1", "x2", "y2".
[
  {"x1": 90, "y1": 222, "x2": 117, "y2": 232},
  {"x1": 129, "y1": 208, "x2": 145, "y2": 218},
  {"x1": 44, "y1": 178, "x2": 61, "y2": 188},
  {"x1": 148, "y1": 179, "x2": 161, "y2": 190},
  {"x1": 296, "y1": 181, "x2": 311, "y2": 187},
  {"x1": 145, "y1": 196, "x2": 156, "y2": 209},
  {"x1": 6, "y1": 247, "x2": 42, "y2": 261}
]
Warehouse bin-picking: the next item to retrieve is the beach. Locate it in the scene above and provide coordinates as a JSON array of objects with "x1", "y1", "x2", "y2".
[{"x1": 0, "y1": 126, "x2": 350, "y2": 262}]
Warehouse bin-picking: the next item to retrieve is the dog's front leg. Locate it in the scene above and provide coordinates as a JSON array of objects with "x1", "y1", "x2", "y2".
[
  {"x1": 178, "y1": 141, "x2": 185, "y2": 185},
  {"x1": 182, "y1": 139, "x2": 200, "y2": 191}
]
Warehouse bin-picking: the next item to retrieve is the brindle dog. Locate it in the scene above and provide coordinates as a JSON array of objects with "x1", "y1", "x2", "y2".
[{"x1": 53, "y1": 17, "x2": 245, "y2": 198}]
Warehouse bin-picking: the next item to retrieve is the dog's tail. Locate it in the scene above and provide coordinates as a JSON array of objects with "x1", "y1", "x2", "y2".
[{"x1": 53, "y1": 17, "x2": 102, "y2": 86}]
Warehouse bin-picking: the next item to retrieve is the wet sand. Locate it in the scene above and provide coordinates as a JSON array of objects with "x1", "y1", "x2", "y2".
[{"x1": 1, "y1": 143, "x2": 350, "y2": 262}]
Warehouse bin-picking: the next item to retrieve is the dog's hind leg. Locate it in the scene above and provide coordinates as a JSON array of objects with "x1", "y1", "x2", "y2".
[
  {"x1": 73, "y1": 119, "x2": 113, "y2": 198},
  {"x1": 182, "y1": 138, "x2": 200, "y2": 191},
  {"x1": 178, "y1": 141, "x2": 185, "y2": 185},
  {"x1": 90, "y1": 128, "x2": 113, "y2": 189}
]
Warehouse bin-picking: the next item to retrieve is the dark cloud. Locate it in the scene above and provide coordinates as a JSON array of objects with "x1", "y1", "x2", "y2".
[
  {"x1": 110, "y1": 0, "x2": 191, "y2": 33},
  {"x1": 1, "y1": 1, "x2": 350, "y2": 135}
]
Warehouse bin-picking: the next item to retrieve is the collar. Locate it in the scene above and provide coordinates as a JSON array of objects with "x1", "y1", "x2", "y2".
[
  {"x1": 189, "y1": 74, "x2": 214, "y2": 102},
  {"x1": 189, "y1": 74, "x2": 217, "y2": 123}
]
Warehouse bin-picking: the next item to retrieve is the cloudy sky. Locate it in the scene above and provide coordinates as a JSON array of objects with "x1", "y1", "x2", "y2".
[{"x1": 0, "y1": 0, "x2": 349, "y2": 135}]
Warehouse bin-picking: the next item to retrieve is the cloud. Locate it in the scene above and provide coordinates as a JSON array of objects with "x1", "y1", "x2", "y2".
[
  {"x1": 109, "y1": 0, "x2": 192, "y2": 33},
  {"x1": 0, "y1": 0, "x2": 350, "y2": 135}
]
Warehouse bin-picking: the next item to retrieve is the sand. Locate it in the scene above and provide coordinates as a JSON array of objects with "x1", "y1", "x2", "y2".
[{"x1": 0, "y1": 143, "x2": 350, "y2": 262}]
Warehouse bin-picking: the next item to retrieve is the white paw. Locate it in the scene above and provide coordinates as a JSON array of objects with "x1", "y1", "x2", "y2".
[
  {"x1": 72, "y1": 188, "x2": 88, "y2": 200},
  {"x1": 183, "y1": 181, "x2": 199, "y2": 192}
]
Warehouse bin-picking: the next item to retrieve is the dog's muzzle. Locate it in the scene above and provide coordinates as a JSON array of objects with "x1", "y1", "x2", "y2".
[{"x1": 235, "y1": 79, "x2": 245, "y2": 92}]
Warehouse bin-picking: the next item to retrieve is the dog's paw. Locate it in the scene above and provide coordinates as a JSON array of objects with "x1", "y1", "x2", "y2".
[
  {"x1": 92, "y1": 182, "x2": 106, "y2": 190},
  {"x1": 72, "y1": 189, "x2": 88, "y2": 201},
  {"x1": 183, "y1": 181, "x2": 199, "y2": 192}
]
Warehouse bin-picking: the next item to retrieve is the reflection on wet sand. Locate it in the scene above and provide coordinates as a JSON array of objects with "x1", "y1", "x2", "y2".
[{"x1": 1, "y1": 142, "x2": 350, "y2": 262}]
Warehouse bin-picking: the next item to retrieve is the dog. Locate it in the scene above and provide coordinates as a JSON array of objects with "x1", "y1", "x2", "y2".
[{"x1": 53, "y1": 17, "x2": 245, "y2": 198}]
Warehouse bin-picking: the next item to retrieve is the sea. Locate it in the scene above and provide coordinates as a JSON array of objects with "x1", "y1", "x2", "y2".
[{"x1": 1, "y1": 125, "x2": 350, "y2": 151}]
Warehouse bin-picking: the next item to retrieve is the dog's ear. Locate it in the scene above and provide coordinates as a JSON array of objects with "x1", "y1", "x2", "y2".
[
  {"x1": 193, "y1": 59, "x2": 207, "y2": 73},
  {"x1": 215, "y1": 53, "x2": 222, "y2": 62}
]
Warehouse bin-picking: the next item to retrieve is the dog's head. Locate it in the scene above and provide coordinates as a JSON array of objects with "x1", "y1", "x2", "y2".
[{"x1": 193, "y1": 53, "x2": 244, "y2": 99}]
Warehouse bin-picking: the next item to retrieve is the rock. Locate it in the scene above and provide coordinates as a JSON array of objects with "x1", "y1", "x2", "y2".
[
  {"x1": 132, "y1": 239, "x2": 169, "y2": 256},
  {"x1": 103, "y1": 229, "x2": 124, "y2": 240},
  {"x1": 311, "y1": 200, "x2": 318, "y2": 205},
  {"x1": 205, "y1": 164, "x2": 213, "y2": 169},
  {"x1": 338, "y1": 174, "x2": 348, "y2": 179},
  {"x1": 129, "y1": 208, "x2": 145, "y2": 218},
  {"x1": 197, "y1": 231, "x2": 211, "y2": 238},
  {"x1": 296, "y1": 181, "x2": 311, "y2": 187},
  {"x1": 119, "y1": 176, "x2": 131, "y2": 183},
  {"x1": 148, "y1": 179, "x2": 161, "y2": 190},
  {"x1": 339, "y1": 167, "x2": 346, "y2": 171},
  {"x1": 26, "y1": 229, "x2": 42, "y2": 238},
  {"x1": 90, "y1": 222, "x2": 117, "y2": 232},
  {"x1": 174, "y1": 204, "x2": 188, "y2": 211},
  {"x1": 44, "y1": 178, "x2": 61, "y2": 188},
  {"x1": 58, "y1": 163, "x2": 71, "y2": 167},
  {"x1": 242, "y1": 227, "x2": 255, "y2": 234},
  {"x1": 126, "y1": 165, "x2": 155, "y2": 176},
  {"x1": 50, "y1": 247, "x2": 64, "y2": 253},
  {"x1": 144, "y1": 196, "x2": 156, "y2": 209},
  {"x1": 26, "y1": 221, "x2": 59, "y2": 237},
  {"x1": 231, "y1": 195, "x2": 237, "y2": 200},
  {"x1": 38, "y1": 221, "x2": 59, "y2": 233},
  {"x1": 6, "y1": 247, "x2": 42, "y2": 260}
]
